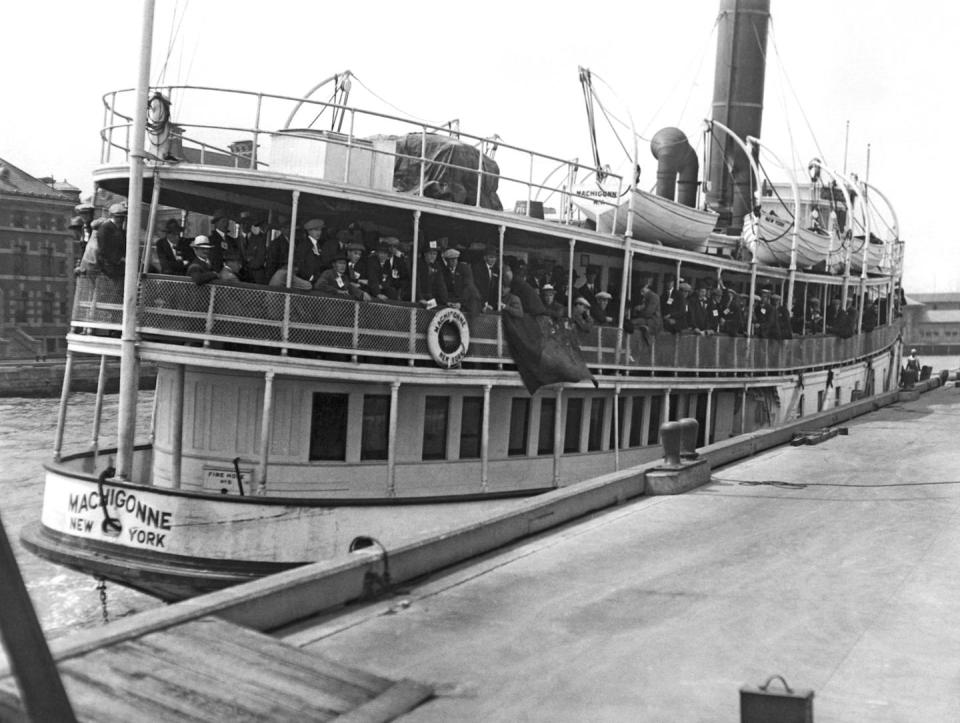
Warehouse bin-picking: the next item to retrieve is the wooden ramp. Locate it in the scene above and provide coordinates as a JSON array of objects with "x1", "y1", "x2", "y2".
[{"x1": 0, "y1": 616, "x2": 431, "y2": 722}]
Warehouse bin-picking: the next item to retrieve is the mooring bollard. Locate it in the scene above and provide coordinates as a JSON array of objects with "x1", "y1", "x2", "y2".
[
  {"x1": 660, "y1": 420, "x2": 682, "y2": 466},
  {"x1": 678, "y1": 417, "x2": 699, "y2": 459}
]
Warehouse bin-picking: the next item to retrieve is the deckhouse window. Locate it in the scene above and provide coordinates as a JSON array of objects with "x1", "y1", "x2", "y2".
[
  {"x1": 508, "y1": 398, "x2": 530, "y2": 456},
  {"x1": 537, "y1": 397, "x2": 556, "y2": 455},
  {"x1": 422, "y1": 396, "x2": 449, "y2": 460},
  {"x1": 629, "y1": 397, "x2": 645, "y2": 447},
  {"x1": 587, "y1": 398, "x2": 605, "y2": 451},
  {"x1": 647, "y1": 395, "x2": 663, "y2": 445},
  {"x1": 360, "y1": 395, "x2": 390, "y2": 461},
  {"x1": 309, "y1": 392, "x2": 349, "y2": 461},
  {"x1": 460, "y1": 396, "x2": 483, "y2": 459},
  {"x1": 564, "y1": 398, "x2": 583, "y2": 453}
]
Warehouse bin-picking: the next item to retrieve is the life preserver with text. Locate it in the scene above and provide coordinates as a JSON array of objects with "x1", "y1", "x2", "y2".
[{"x1": 427, "y1": 307, "x2": 470, "y2": 368}]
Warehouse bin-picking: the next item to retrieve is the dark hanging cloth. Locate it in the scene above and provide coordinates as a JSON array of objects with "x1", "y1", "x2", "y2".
[{"x1": 502, "y1": 314, "x2": 596, "y2": 394}]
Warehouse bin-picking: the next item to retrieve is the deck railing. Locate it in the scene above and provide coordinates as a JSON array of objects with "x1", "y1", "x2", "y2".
[
  {"x1": 72, "y1": 275, "x2": 899, "y2": 376},
  {"x1": 99, "y1": 85, "x2": 624, "y2": 226}
]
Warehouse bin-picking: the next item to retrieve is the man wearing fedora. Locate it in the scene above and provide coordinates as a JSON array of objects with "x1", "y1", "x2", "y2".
[
  {"x1": 237, "y1": 211, "x2": 268, "y2": 284},
  {"x1": 156, "y1": 218, "x2": 194, "y2": 275}
]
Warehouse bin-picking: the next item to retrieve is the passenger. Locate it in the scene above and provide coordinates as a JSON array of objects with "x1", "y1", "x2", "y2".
[
  {"x1": 688, "y1": 286, "x2": 713, "y2": 335},
  {"x1": 237, "y1": 211, "x2": 268, "y2": 284},
  {"x1": 718, "y1": 288, "x2": 744, "y2": 336},
  {"x1": 318, "y1": 226, "x2": 349, "y2": 270},
  {"x1": 630, "y1": 277, "x2": 662, "y2": 345},
  {"x1": 661, "y1": 277, "x2": 680, "y2": 315},
  {"x1": 828, "y1": 300, "x2": 855, "y2": 338},
  {"x1": 268, "y1": 261, "x2": 312, "y2": 290},
  {"x1": 499, "y1": 274, "x2": 524, "y2": 318},
  {"x1": 96, "y1": 202, "x2": 127, "y2": 280},
  {"x1": 825, "y1": 296, "x2": 843, "y2": 330},
  {"x1": 416, "y1": 240, "x2": 448, "y2": 308},
  {"x1": 663, "y1": 281, "x2": 692, "y2": 333},
  {"x1": 346, "y1": 241, "x2": 372, "y2": 297},
  {"x1": 471, "y1": 245, "x2": 500, "y2": 311},
  {"x1": 209, "y1": 208, "x2": 240, "y2": 273},
  {"x1": 707, "y1": 287, "x2": 724, "y2": 334},
  {"x1": 580, "y1": 268, "x2": 600, "y2": 304},
  {"x1": 367, "y1": 241, "x2": 399, "y2": 300},
  {"x1": 571, "y1": 295, "x2": 594, "y2": 337},
  {"x1": 862, "y1": 298, "x2": 878, "y2": 333},
  {"x1": 265, "y1": 215, "x2": 291, "y2": 280},
  {"x1": 315, "y1": 254, "x2": 365, "y2": 300},
  {"x1": 773, "y1": 294, "x2": 793, "y2": 339},
  {"x1": 592, "y1": 290, "x2": 614, "y2": 325},
  {"x1": 540, "y1": 284, "x2": 566, "y2": 320},
  {"x1": 295, "y1": 218, "x2": 328, "y2": 286},
  {"x1": 440, "y1": 247, "x2": 480, "y2": 313},
  {"x1": 378, "y1": 236, "x2": 410, "y2": 300},
  {"x1": 509, "y1": 263, "x2": 547, "y2": 316},
  {"x1": 186, "y1": 236, "x2": 220, "y2": 285},
  {"x1": 805, "y1": 297, "x2": 824, "y2": 333},
  {"x1": 155, "y1": 219, "x2": 194, "y2": 275},
  {"x1": 74, "y1": 202, "x2": 96, "y2": 253},
  {"x1": 753, "y1": 286, "x2": 773, "y2": 335}
]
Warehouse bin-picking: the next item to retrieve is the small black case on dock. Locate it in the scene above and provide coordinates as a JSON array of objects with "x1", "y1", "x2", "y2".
[{"x1": 740, "y1": 674, "x2": 813, "y2": 723}]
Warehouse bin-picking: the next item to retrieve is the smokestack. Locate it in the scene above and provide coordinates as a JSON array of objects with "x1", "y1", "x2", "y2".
[{"x1": 706, "y1": 0, "x2": 770, "y2": 234}]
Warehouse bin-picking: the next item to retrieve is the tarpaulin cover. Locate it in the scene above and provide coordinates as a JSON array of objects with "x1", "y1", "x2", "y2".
[
  {"x1": 392, "y1": 133, "x2": 503, "y2": 210},
  {"x1": 502, "y1": 314, "x2": 596, "y2": 394}
]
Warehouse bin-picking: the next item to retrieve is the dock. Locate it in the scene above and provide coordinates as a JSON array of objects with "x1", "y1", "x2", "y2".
[
  {"x1": 280, "y1": 380, "x2": 960, "y2": 721},
  {"x1": 2, "y1": 376, "x2": 956, "y2": 720}
]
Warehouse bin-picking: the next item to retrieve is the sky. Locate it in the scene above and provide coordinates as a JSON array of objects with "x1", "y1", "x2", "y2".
[{"x1": 2, "y1": 0, "x2": 957, "y2": 292}]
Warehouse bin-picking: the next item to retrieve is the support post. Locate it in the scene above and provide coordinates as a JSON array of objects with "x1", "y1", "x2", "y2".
[
  {"x1": 387, "y1": 381, "x2": 400, "y2": 495},
  {"x1": 553, "y1": 386, "x2": 563, "y2": 487},
  {"x1": 481, "y1": 384, "x2": 492, "y2": 492},
  {"x1": 53, "y1": 351, "x2": 74, "y2": 462},
  {"x1": 171, "y1": 363, "x2": 184, "y2": 489},
  {"x1": 257, "y1": 371, "x2": 275, "y2": 494},
  {"x1": 116, "y1": 0, "x2": 156, "y2": 479}
]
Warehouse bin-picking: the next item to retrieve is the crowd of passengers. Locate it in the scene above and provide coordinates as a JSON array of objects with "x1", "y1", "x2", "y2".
[{"x1": 70, "y1": 205, "x2": 890, "y2": 342}]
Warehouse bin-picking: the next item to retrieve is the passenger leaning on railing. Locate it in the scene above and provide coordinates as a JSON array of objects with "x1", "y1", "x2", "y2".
[
  {"x1": 417, "y1": 240, "x2": 449, "y2": 309},
  {"x1": 314, "y1": 254, "x2": 367, "y2": 301},
  {"x1": 295, "y1": 218, "x2": 327, "y2": 285},
  {"x1": 237, "y1": 211, "x2": 268, "y2": 284}
]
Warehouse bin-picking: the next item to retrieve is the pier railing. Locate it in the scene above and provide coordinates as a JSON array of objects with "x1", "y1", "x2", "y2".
[{"x1": 72, "y1": 275, "x2": 899, "y2": 375}]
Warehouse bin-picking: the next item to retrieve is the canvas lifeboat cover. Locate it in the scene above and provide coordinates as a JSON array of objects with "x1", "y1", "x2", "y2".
[{"x1": 392, "y1": 133, "x2": 503, "y2": 210}]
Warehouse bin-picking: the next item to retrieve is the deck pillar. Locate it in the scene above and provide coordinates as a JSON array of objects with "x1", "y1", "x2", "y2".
[
  {"x1": 257, "y1": 370, "x2": 275, "y2": 494},
  {"x1": 53, "y1": 351, "x2": 74, "y2": 462},
  {"x1": 481, "y1": 384, "x2": 492, "y2": 492},
  {"x1": 171, "y1": 363, "x2": 185, "y2": 489},
  {"x1": 387, "y1": 381, "x2": 400, "y2": 495},
  {"x1": 553, "y1": 386, "x2": 563, "y2": 487}
]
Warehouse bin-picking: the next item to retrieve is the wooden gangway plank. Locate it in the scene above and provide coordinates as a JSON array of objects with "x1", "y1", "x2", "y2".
[{"x1": 0, "y1": 616, "x2": 431, "y2": 722}]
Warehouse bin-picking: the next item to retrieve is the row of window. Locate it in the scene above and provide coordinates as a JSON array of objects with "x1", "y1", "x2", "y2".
[
  {"x1": 5, "y1": 293, "x2": 68, "y2": 324},
  {"x1": 0, "y1": 246, "x2": 68, "y2": 276},
  {"x1": 307, "y1": 392, "x2": 664, "y2": 463},
  {"x1": 918, "y1": 329, "x2": 960, "y2": 337},
  {"x1": 3, "y1": 212, "x2": 68, "y2": 231}
]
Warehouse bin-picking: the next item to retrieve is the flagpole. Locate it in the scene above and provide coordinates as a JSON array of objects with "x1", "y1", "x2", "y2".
[{"x1": 116, "y1": 0, "x2": 155, "y2": 479}]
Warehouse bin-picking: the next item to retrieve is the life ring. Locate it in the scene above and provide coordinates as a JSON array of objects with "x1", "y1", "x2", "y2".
[{"x1": 427, "y1": 307, "x2": 470, "y2": 368}]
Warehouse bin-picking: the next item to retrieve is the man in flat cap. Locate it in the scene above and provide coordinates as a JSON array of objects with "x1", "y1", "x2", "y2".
[
  {"x1": 440, "y1": 247, "x2": 480, "y2": 313},
  {"x1": 591, "y1": 290, "x2": 614, "y2": 325},
  {"x1": 369, "y1": 236, "x2": 409, "y2": 300},
  {"x1": 93, "y1": 202, "x2": 127, "y2": 280},
  {"x1": 315, "y1": 253, "x2": 365, "y2": 300},
  {"x1": 540, "y1": 283, "x2": 566, "y2": 321}
]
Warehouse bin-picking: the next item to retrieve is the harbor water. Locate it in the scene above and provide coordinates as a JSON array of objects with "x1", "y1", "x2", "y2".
[{"x1": 0, "y1": 391, "x2": 162, "y2": 641}]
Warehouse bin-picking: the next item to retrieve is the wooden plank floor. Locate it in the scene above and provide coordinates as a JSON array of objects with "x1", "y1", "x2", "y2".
[{"x1": 0, "y1": 617, "x2": 431, "y2": 722}]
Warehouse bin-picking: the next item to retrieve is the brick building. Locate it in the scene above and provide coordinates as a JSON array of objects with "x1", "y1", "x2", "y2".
[
  {"x1": 0, "y1": 157, "x2": 79, "y2": 360},
  {"x1": 903, "y1": 292, "x2": 960, "y2": 354}
]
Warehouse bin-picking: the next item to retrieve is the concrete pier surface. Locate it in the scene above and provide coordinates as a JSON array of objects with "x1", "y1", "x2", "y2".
[{"x1": 283, "y1": 385, "x2": 960, "y2": 722}]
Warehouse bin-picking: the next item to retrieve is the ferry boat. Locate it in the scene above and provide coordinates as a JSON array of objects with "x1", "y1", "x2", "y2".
[{"x1": 22, "y1": 0, "x2": 905, "y2": 601}]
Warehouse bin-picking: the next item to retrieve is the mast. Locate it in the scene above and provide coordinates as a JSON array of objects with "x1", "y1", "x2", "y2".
[
  {"x1": 116, "y1": 0, "x2": 155, "y2": 479},
  {"x1": 706, "y1": 0, "x2": 770, "y2": 234}
]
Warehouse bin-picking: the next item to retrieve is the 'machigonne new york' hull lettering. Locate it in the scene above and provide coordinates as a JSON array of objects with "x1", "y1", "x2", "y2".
[{"x1": 68, "y1": 489, "x2": 172, "y2": 531}]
